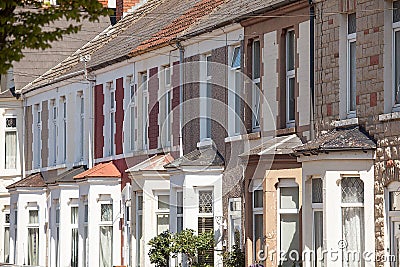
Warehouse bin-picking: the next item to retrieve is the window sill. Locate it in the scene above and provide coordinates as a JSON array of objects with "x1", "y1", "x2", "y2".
[
  {"x1": 332, "y1": 117, "x2": 359, "y2": 127},
  {"x1": 224, "y1": 132, "x2": 261, "y2": 143},
  {"x1": 379, "y1": 111, "x2": 400, "y2": 122},
  {"x1": 276, "y1": 127, "x2": 296, "y2": 136}
]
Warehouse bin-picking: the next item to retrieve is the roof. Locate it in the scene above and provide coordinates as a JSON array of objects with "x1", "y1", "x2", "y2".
[
  {"x1": 293, "y1": 126, "x2": 376, "y2": 155},
  {"x1": 7, "y1": 173, "x2": 46, "y2": 189},
  {"x1": 241, "y1": 134, "x2": 303, "y2": 156},
  {"x1": 73, "y1": 162, "x2": 121, "y2": 179},
  {"x1": 126, "y1": 154, "x2": 174, "y2": 173},
  {"x1": 165, "y1": 145, "x2": 224, "y2": 168},
  {"x1": 46, "y1": 166, "x2": 87, "y2": 184}
]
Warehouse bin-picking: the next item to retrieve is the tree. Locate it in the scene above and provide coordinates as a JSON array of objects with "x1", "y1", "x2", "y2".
[
  {"x1": 222, "y1": 231, "x2": 245, "y2": 267},
  {"x1": 0, "y1": 0, "x2": 110, "y2": 74},
  {"x1": 148, "y1": 231, "x2": 173, "y2": 267}
]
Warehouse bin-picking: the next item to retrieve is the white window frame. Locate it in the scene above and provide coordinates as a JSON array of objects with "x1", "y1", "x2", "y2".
[
  {"x1": 55, "y1": 205, "x2": 60, "y2": 267},
  {"x1": 27, "y1": 208, "x2": 39, "y2": 266},
  {"x1": 286, "y1": 29, "x2": 296, "y2": 127},
  {"x1": 393, "y1": 2, "x2": 400, "y2": 109},
  {"x1": 106, "y1": 82, "x2": 115, "y2": 156},
  {"x1": 252, "y1": 40, "x2": 261, "y2": 131},
  {"x1": 200, "y1": 55, "x2": 212, "y2": 141},
  {"x1": 252, "y1": 188, "x2": 263, "y2": 261},
  {"x1": 50, "y1": 100, "x2": 57, "y2": 165},
  {"x1": 78, "y1": 92, "x2": 85, "y2": 161},
  {"x1": 229, "y1": 45, "x2": 242, "y2": 136},
  {"x1": 385, "y1": 182, "x2": 400, "y2": 267},
  {"x1": 228, "y1": 197, "x2": 242, "y2": 250},
  {"x1": 155, "y1": 193, "x2": 170, "y2": 235},
  {"x1": 60, "y1": 97, "x2": 67, "y2": 163},
  {"x1": 135, "y1": 193, "x2": 143, "y2": 267},
  {"x1": 176, "y1": 190, "x2": 183, "y2": 233},
  {"x1": 311, "y1": 178, "x2": 323, "y2": 267},
  {"x1": 34, "y1": 104, "x2": 42, "y2": 169},
  {"x1": 162, "y1": 65, "x2": 172, "y2": 147},
  {"x1": 347, "y1": 14, "x2": 357, "y2": 117},
  {"x1": 4, "y1": 115, "x2": 17, "y2": 170},
  {"x1": 83, "y1": 202, "x2": 88, "y2": 267},
  {"x1": 99, "y1": 202, "x2": 113, "y2": 267},
  {"x1": 198, "y1": 189, "x2": 213, "y2": 218},
  {"x1": 127, "y1": 75, "x2": 136, "y2": 151},
  {"x1": 3, "y1": 211, "x2": 10, "y2": 263},
  {"x1": 70, "y1": 206, "x2": 79, "y2": 267},
  {"x1": 140, "y1": 72, "x2": 148, "y2": 150}
]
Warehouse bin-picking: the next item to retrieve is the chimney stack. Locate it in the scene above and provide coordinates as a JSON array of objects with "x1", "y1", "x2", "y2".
[{"x1": 116, "y1": 0, "x2": 141, "y2": 21}]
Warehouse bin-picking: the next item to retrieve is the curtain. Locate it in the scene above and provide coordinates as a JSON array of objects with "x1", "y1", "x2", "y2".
[
  {"x1": 342, "y1": 207, "x2": 364, "y2": 267},
  {"x1": 280, "y1": 214, "x2": 300, "y2": 267},
  {"x1": 5, "y1": 131, "x2": 16, "y2": 169},
  {"x1": 71, "y1": 228, "x2": 78, "y2": 267},
  {"x1": 28, "y1": 228, "x2": 39, "y2": 266},
  {"x1": 99, "y1": 226, "x2": 113, "y2": 267},
  {"x1": 313, "y1": 211, "x2": 324, "y2": 267},
  {"x1": 4, "y1": 227, "x2": 9, "y2": 263}
]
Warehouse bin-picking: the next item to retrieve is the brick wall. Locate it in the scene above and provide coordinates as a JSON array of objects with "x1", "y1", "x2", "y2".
[
  {"x1": 41, "y1": 101, "x2": 48, "y2": 167},
  {"x1": 115, "y1": 78, "x2": 124, "y2": 155},
  {"x1": 25, "y1": 106, "x2": 33, "y2": 171},
  {"x1": 172, "y1": 61, "x2": 181, "y2": 147},
  {"x1": 94, "y1": 84, "x2": 104, "y2": 159},
  {"x1": 148, "y1": 67, "x2": 159, "y2": 150}
]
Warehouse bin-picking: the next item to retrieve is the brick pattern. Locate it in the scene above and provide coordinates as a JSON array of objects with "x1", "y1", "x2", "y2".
[
  {"x1": 116, "y1": 0, "x2": 140, "y2": 20},
  {"x1": 94, "y1": 84, "x2": 104, "y2": 159},
  {"x1": 148, "y1": 67, "x2": 159, "y2": 150},
  {"x1": 115, "y1": 77, "x2": 124, "y2": 155},
  {"x1": 25, "y1": 106, "x2": 33, "y2": 171},
  {"x1": 41, "y1": 101, "x2": 48, "y2": 168},
  {"x1": 172, "y1": 61, "x2": 181, "y2": 147}
]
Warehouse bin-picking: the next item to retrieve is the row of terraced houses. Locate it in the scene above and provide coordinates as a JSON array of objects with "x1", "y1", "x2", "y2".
[{"x1": 1, "y1": 0, "x2": 400, "y2": 266}]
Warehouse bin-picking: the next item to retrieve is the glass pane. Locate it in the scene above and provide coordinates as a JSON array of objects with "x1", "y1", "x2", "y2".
[
  {"x1": 110, "y1": 91, "x2": 115, "y2": 109},
  {"x1": 177, "y1": 192, "x2": 183, "y2": 214},
  {"x1": 158, "y1": 195, "x2": 169, "y2": 210},
  {"x1": 280, "y1": 187, "x2": 299, "y2": 209},
  {"x1": 80, "y1": 97, "x2": 84, "y2": 114},
  {"x1": 199, "y1": 191, "x2": 213, "y2": 213},
  {"x1": 342, "y1": 207, "x2": 364, "y2": 266},
  {"x1": 206, "y1": 55, "x2": 212, "y2": 77},
  {"x1": 341, "y1": 177, "x2": 364, "y2": 203},
  {"x1": 253, "y1": 40, "x2": 260, "y2": 79},
  {"x1": 230, "y1": 199, "x2": 241, "y2": 211},
  {"x1": 28, "y1": 228, "x2": 39, "y2": 266},
  {"x1": 71, "y1": 207, "x2": 78, "y2": 224},
  {"x1": 230, "y1": 216, "x2": 241, "y2": 247},
  {"x1": 165, "y1": 67, "x2": 171, "y2": 85},
  {"x1": 101, "y1": 204, "x2": 113, "y2": 222},
  {"x1": 390, "y1": 192, "x2": 400, "y2": 211},
  {"x1": 206, "y1": 82, "x2": 212, "y2": 138},
  {"x1": 198, "y1": 217, "x2": 214, "y2": 265},
  {"x1": 5, "y1": 213, "x2": 10, "y2": 224},
  {"x1": 99, "y1": 226, "x2": 113, "y2": 267},
  {"x1": 71, "y1": 228, "x2": 79, "y2": 267},
  {"x1": 348, "y1": 13, "x2": 356, "y2": 34},
  {"x1": 231, "y1": 47, "x2": 241, "y2": 68},
  {"x1": 137, "y1": 196, "x2": 143, "y2": 211},
  {"x1": 312, "y1": 178, "x2": 323, "y2": 203},
  {"x1": 280, "y1": 214, "x2": 299, "y2": 267},
  {"x1": 157, "y1": 214, "x2": 169, "y2": 234},
  {"x1": 313, "y1": 211, "x2": 324, "y2": 267},
  {"x1": 234, "y1": 71, "x2": 241, "y2": 133},
  {"x1": 5, "y1": 131, "x2": 17, "y2": 169},
  {"x1": 177, "y1": 217, "x2": 183, "y2": 233},
  {"x1": 253, "y1": 190, "x2": 263, "y2": 209},
  {"x1": 287, "y1": 31, "x2": 295, "y2": 71},
  {"x1": 5, "y1": 118, "x2": 16, "y2": 128},
  {"x1": 4, "y1": 227, "x2": 9, "y2": 263},
  {"x1": 349, "y1": 41, "x2": 357, "y2": 112},
  {"x1": 288, "y1": 77, "x2": 295, "y2": 121},
  {"x1": 83, "y1": 226, "x2": 88, "y2": 267},
  {"x1": 254, "y1": 214, "x2": 264, "y2": 253},
  {"x1": 395, "y1": 31, "x2": 400, "y2": 105},
  {"x1": 395, "y1": 1, "x2": 400, "y2": 23},
  {"x1": 252, "y1": 82, "x2": 260, "y2": 128},
  {"x1": 84, "y1": 204, "x2": 88, "y2": 222},
  {"x1": 29, "y1": 210, "x2": 38, "y2": 224}
]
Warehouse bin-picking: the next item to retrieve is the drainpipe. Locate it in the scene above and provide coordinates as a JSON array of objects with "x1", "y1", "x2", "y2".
[
  {"x1": 309, "y1": 0, "x2": 315, "y2": 140},
  {"x1": 177, "y1": 42, "x2": 184, "y2": 157}
]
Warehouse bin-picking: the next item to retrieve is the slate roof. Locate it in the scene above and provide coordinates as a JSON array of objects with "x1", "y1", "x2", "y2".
[
  {"x1": 74, "y1": 161, "x2": 121, "y2": 179},
  {"x1": 241, "y1": 134, "x2": 303, "y2": 156},
  {"x1": 7, "y1": 173, "x2": 46, "y2": 189},
  {"x1": 126, "y1": 154, "x2": 174, "y2": 173},
  {"x1": 46, "y1": 166, "x2": 87, "y2": 185},
  {"x1": 165, "y1": 145, "x2": 224, "y2": 168},
  {"x1": 293, "y1": 126, "x2": 376, "y2": 155}
]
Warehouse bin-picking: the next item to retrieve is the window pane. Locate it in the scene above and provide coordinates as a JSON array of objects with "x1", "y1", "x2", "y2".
[
  {"x1": 177, "y1": 217, "x2": 183, "y2": 233},
  {"x1": 342, "y1": 207, "x2": 364, "y2": 265},
  {"x1": 254, "y1": 214, "x2": 263, "y2": 255},
  {"x1": 288, "y1": 77, "x2": 295, "y2": 121},
  {"x1": 84, "y1": 204, "x2": 88, "y2": 222},
  {"x1": 28, "y1": 228, "x2": 39, "y2": 265},
  {"x1": 280, "y1": 214, "x2": 299, "y2": 267},
  {"x1": 348, "y1": 13, "x2": 356, "y2": 34},
  {"x1": 234, "y1": 71, "x2": 242, "y2": 134},
  {"x1": 158, "y1": 195, "x2": 169, "y2": 210},
  {"x1": 4, "y1": 227, "x2": 9, "y2": 263},
  {"x1": 165, "y1": 67, "x2": 171, "y2": 85},
  {"x1": 287, "y1": 31, "x2": 295, "y2": 71},
  {"x1": 137, "y1": 196, "x2": 143, "y2": 211},
  {"x1": 29, "y1": 210, "x2": 38, "y2": 224},
  {"x1": 230, "y1": 200, "x2": 241, "y2": 211},
  {"x1": 231, "y1": 47, "x2": 241, "y2": 68},
  {"x1": 253, "y1": 190, "x2": 263, "y2": 209},
  {"x1": 157, "y1": 214, "x2": 169, "y2": 234},
  {"x1": 252, "y1": 82, "x2": 260, "y2": 128},
  {"x1": 101, "y1": 204, "x2": 113, "y2": 222},
  {"x1": 230, "y1": 216, "x2": 241, "y2": 247},
  {"x1": 99, "y1": 226, "x2": 113, "y2": 267},
  {"x1": 5, "y1": 131, "x2": 17, "y2": 169},
  {"x1": 71, "y1": 228, "x2": 79, "y2": 267},
  {"x1": 198, "y1": 217, "x2": 214, "y2": 265},
  {"x1": 341, "y1": 177, "x2": 364, "y2": 203},
  {"x1": 313, "y1": 211, "x2": 323, "y2": 267},
  {"x1": 206, "y1": 55, "x2": 212, "y2": 77},
  {"x1": 130, "y1": 106, "x2": 135, "y2": 151},
  {"x1": 394, "y1": 1, "x2": 400, "y2": 23},
  {"x1": 6, "y1": 118, "x2": 16, "y2": 128},
  {"x1": 349, "y1": 41, "x2": 357, "y2": 112},
  {"x1": 5, "y1": 213, "x2": 10, "y2": 224},
  {"x1": 177, "y1": 192, "x2": 183, "y2": 214},
  {"x1": 312, "y1": 178, "x2": 323, "y2": 203},
  {"x1": 280, "y1": 187, "x2": 299, "y2": 209},
  {"x1": 390, "y1": 191, "x2": 400, "y2": 211},
  {"x1": 71, "y1": 207, "x2": 78, "y2": 224},
  {"x1": 395, "y1": 31, "x2": 400, "y2": 105},
  {"x1": 199, "y1": 191, "x2": 213, "y2": 213},
  {"x1": 253, "y1": 41, "x2": 260, "y2": 79}
]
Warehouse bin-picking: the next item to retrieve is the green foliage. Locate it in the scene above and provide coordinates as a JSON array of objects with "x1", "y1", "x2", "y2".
[
  {"x1": 148, "y1": 229, "x2": 215, "y2": 267},
  {"x1": 0, "y1": 0, "x2": 111, "y2": 74},
  {"x1": 222, "y1": 231, "x2": 245, "y2": 267},
  {"x1": 148, "y1": 231, "x2": 172, "y2": 267}
]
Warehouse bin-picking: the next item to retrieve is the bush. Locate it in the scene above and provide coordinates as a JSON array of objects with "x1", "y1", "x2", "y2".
[{"x1": 148, "y1": 231, "x2": 173, "y2": 267}]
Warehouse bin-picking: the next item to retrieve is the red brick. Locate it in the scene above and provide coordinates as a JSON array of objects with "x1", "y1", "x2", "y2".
[
  {"x1": 364, "y1": 29, "x2": 369, "y2": 35},
  {"x1": 327, "y1": 103, "x2": 332, "y2": 116},
  {"x1": 115, "y1": 77, "x2": 124, "y2": 155},
  {"x1": 94, "y1": 84, "x2": 104, "y2": 159},
  {"x1": 356, "y1": 95, "x2": 360, "y2": 105},
  {"x1": 370, "y1": 55, "x2": 379, "y2": 65},
  {"x1": 370, "y1": 92, "x2": 377, "y2": 107},
  {"x1": 328, "y1": 19, "x2": 334, "y2": 25}
]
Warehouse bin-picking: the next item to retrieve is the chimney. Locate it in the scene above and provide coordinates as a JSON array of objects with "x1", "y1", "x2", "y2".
[{"x1": 116, "y1": 0, "x2": 141, "y2": 21}]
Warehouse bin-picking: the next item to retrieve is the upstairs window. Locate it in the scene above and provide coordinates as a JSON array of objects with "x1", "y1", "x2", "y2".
[
  {"x1": 79, "y1": 93, "x2": 84, "y2": 161},
  {"x1": 393, "y1": 1, "x2": 400, "y2": 106},
  {"x1": 347, "y1": 13, "x2": 357, "y2": 116},
  {"x1": 252, "y1": 40, "x2": 261, "y2": 131},
  {"x1": 126, "y1": 75, "x2": 136, "y2": 151},
  {"x1": 5, "y1": 117, "x2": 17, "y2": 169},
  {"x1": 229, "y1": 46, "x2": 242, "y2": 136},
  {"x1": 140, "y1": 72, "x2": 148, "y2": 150},
  {"x1": 162, "y1": 66, "x2": 172, "y2": 147},
  {"x1": 107, "y1": 82, "x2": 115, "y2": 156},
  {"x1": 200, "y1": 55, "x2": 212, "y2": 141},
  {"x1": 34, "y1": 104, "x2": 42, "y2": 169},
  {"x1": 50, "y1": 101, "x2": 57, "y2": 165},
  {"x1": 286, "y1": 30, "x2": 296, "y2": 127}
]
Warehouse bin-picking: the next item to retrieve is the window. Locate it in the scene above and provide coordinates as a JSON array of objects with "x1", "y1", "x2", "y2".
[
  {"x1": 140, "y1": 72, "x2": 148, "y2": 150},
  {"x1": 28, "y1": 210, "x2": 39, "y2": 266},
  {"x1": 229, "y1": 46, "x2": 242, "y2": 136},
  {"x1": 79, "y1": 93, "x2": 84, "y2": 160},
  {"x1": 60, "y1": 97, "x2": 67, "y2": 163},
  {"x1": 252, "y1": 40, "x2": 261, "y2": 130},
  {"x1": 286, "y1": 30, "x2": 296, "y2": 127},
  {"x1": 100, "y1": 204, "x2": 113, "y2": 267},
  {"x1": 127, "y1": 75, "x2": 136, "y2": 151},
  {"x1": 51, "y1": 101, "x2": 57, "y2": 165},
  {"x1": 70, "y1": 207, "x2": 78, "y2": 267},
  {"x1": 252, "y1": 189, "x2": 263, "y2": 261},
  {"x1": 13, "y1": 210, "x2": 17, "y2": 264},
  {"x1": 4, "y1": 212, "x2": 10, "y2": 263},
  {"x1": 5, "y1": 117, "x2": 17, "y2": 169},
  {"x1": 83, "y1": 203, "x2": 88, "y2": 267},
  {"x1": 156, "y1": 194, "x2": 170, "y2": 234},
  {"x1": 347, "y1": 13, "x2": 357, "y2": 115},
  {"x1": 278, "y1": 183, "x2": 300, "y2": 267},
  {"x1": 312, "y1": 178, "x2": 323, "y2": 267},
  {"x1": 55, "y1": 206, "x2": 60, "y2": 267},
  {"x1": 199, "y1": 190, "x2": 213, "y2": 214},
  {"x1": 228, "y1": 198, "x2": 242, "y2": 250},
  {"x1": 136, "y1": 194, "x2": 143, "y2": 267},
  {"x1": 107, "y1": 82, "x2": 115, "y2": 156},
  {"x1": 177, "y1": 191, "x2": 183, "y2": 233},
  {"x1": 341, "y1": 177, "x2": 364, "y2": 266},
  {"x1": 34, "y1": 104, "x2": 42, "y2": 168},
  {"x1": 198, "y1": 190, "x2": 213, "y2": 265},
  {"x1": 393, "y1": 2, "x2": 400, "y2": 106},
  {"x1": 162, "y1": 66, "x2": 172, "y2": 147},
  {"x1": 200, "y1": 55, "x2": 212, "y2": 140},
  {"x1": 387, "y1": 182, "x2": 400, "y2": 267}
]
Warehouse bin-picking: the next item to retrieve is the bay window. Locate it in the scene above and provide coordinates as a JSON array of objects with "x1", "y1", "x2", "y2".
[
  {"x1": 127, "y1": 75, "x2": 136, "y2": 151},
  {"x1": 393, "y1": 1, "x2": 400, "y2": 106},
  {"x1": 71, "y1": 206, "x2": 78, "y2": 267},
  {"x1": 198, "y1": 190, "x2": 213, "y2": 265},
  {"x1": 5, "y1": 117, "x2": 17, "y2": 169},
  {"x1": 99, "y1": 203, "x2": 113, "y2": 267},
  {"x1": 341, "y1": 177, "x2": 364, "y2": 267},
  {"x1": 252, "y1": 40, "x2": 261, "y2": 131},
  {"x1": 312, "y1": 178, "x2": 324, "y2": 267},
  {"x1": 286, "y1": 30, "x2": 296, "y2": 127},
  {"x1": 177, "y1": 191, "x2": 183, "y2": 233},
  {"x1": 253, "y1": 189, "x2": 263, "y2": 260},
  {"x1": 156, "y1": 194, "x2": 170, "y2": 234},
  {"x1": 107, "y1": 82, "x2": 115, "y2": 156},
  {"x1": 27, "y1": 209, "x2": 39, "y2": 266},
  {"x1": 228, "y1": 198, "x2": 242, "y2": 249},
  {"x1": 347, "y1": 13, "x2": 357, "y2": 116},
  {"x1": 200, "y1": 55, "x2": 212, "y2": 140},
  {"x1": 229, "y1": 46, "x2": 242, "y2": 136}
]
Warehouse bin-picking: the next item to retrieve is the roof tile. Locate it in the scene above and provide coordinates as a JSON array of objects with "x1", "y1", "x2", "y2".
[{"x1": 74, "y1": 162, "x2": 121, "y2": 179}]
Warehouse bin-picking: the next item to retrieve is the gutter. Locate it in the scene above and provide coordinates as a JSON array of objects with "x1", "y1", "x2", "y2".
[{"x1": 309, "y1": 0, "x2": 315, "y2": 140}]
